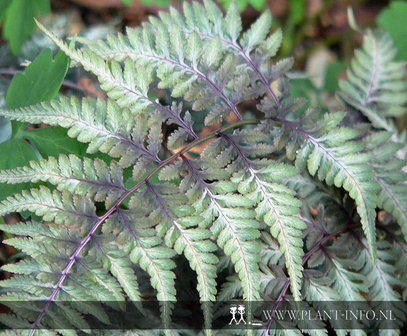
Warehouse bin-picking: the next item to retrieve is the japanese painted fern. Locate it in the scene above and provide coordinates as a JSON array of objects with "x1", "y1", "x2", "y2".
[{"x1": 0, "y1": 2, "x2": 406, "y2": 336}]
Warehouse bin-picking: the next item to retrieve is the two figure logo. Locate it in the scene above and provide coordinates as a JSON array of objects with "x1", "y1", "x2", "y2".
[{"x1": 229, "y1": 305, "x2": 246, "y2": 325}]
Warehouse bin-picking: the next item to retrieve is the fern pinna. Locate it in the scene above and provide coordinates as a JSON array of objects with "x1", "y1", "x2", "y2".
[{"x1": 0, "y1": 1, "x2": 406, "y2": 336}]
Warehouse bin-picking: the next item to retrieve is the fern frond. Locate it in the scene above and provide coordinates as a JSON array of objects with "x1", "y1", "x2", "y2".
[
  {"x1": 153, "y1": 0, "x2": 285, "y2": 106},
  {"x1": 43, "y1": 32, "x2": 197, "y2": 139},
  {"x1": 179, "y1": 151, "x2": 261, "y2": 301},
  {"x1": 259, "y1": 231, "x2": 284, "y2": 267},
  {"x1": 304, "y1": 278, "x2": 341, "y2": 336},
  {"x1": 0, "y1": 186, "x2": 97, "y2": 231},
  {"x1": 93, "y1": 30, "x2": 244, "y2": 122},
  {"x1": 104, "y1": 208, "x2": 177, "y2": 327},
  {"x1": 36, "y1": 19, "x2": 244, "y2": 125},
  {"x1": 220, "y1": 130, "x2": 306, "y2": 301},
  {"x1": 85, "y1": 0, "x2": 291, "y2": 124},
  {"x1": 365, "y1": 132, "x2": 407, "y2": 240},
  {"x1": 302, "y1": 180, "x2": 405, "y2": 335},
  {"x1": 130, "y1": 182, "x2": 217, "y2": 330},
  {"x1": 395, "y1": 239, "x2": 407, "y2": 301},
  {"x1": 305, "y1": 276, "x2": 342, "y2": 302},
  {"x1": 0, "y1": 97, "x2": 161, "y2": 167},
  {"x1": 269, "y1": 107, "x2": 379, "y2": 261},
  {"x1": 360, "y1": 239, "x2": 401, "y2": 302},
  {"x1": 338, "y1": 29, "x2": 407, "y2": 131},
  {"x1": 99, "y1": 243, "x2": 143, "y2": 304},
  {"x1": 0, "y1": 221, "x2": 82, "y2": 273},
  {"x1": 0, "y1": 155, "x2": 126, "y2": 208},
  {"x1": 0, "y1": 221, "x2": 129, "y2": 330},
  {"x1": 325, "y1": 236, "x2": 368, "y2": 301}
]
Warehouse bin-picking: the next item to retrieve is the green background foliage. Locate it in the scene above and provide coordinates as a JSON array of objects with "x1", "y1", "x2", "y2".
[
  {"x1": 0, "y1": 46, "x2": 88, "y2": 201},
  {"x1": 378, "y1": 0, "x2": 407, "y2": 60},
  {"x1": 0, "y1": 0, "x2": 50, "y2": 54}
]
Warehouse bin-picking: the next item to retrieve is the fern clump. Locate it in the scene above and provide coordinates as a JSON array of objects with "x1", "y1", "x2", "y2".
[{"x1": 0, "y1": 2, "x2": 406, "y2": 336}]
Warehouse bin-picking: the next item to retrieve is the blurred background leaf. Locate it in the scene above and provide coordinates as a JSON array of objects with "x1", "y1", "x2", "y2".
[
  {"x1": 6, "y1": 48, "x2": 69, "y2": 108},
  {"x1": 0, "y1": 45, "x2": 74, "y2": 201},
  {"x1": 378, "y1": 0, "x2": 407, "y2": 60},
  {"x1": 1, "y1": 0, "x2": 50, "y2": 55},
  {"x1": 217, "y1": 0, "x2": 265, "y2": 12},
  {"x1": 0, "y1": 121, "x2": 39, "y2": 201},
  {"x1": 0, "y1": 118, "x2": 11, "y2": 143},
  {"x1": 22, "y1": 127, "x2": 88, "y2": 158}
]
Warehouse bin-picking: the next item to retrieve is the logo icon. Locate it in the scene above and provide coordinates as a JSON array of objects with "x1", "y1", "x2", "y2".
[{"x1": 229, "y1": 304, "x2": 247, "y2": 325}]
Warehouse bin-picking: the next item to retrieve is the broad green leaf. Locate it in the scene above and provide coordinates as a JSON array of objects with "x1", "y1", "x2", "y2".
[
  {"x1": 1, "y1": 47, "x2": 78, "y2": 201},
  {"x1": 0, "y1": 0, "x2": 12, "y2": 22},
  {"x1": 323, "y1": 61, "x2": 345, "y2": 93},
  {"x1": 6, "y1": 48, "x2": 69, "y2": 109},
  {"x1": 2, "y1": 0, "x2": 50, "y2": 54},
  {"x1": 11, "y1": 120, "x2": 28, "y2": 135},
  {"x1": 21, "y1": 126, "x2": 88, "y2": 158},
  {"x1": 378, "y1": 1, "x2": 407, "y2": 60},
  {"x1": 291, "y1": 0, "x2": 306, "y2": 25},
  {"x1": 220, "y1": 0, "x2": 265, "y2": 11},
  {"x1": 139, "y1": 0, "x2": 169, "y2": 7},
  {"x1": 249, "y1": 0, "x2": 265, "y2": 10},
  {"x1": 0, "y1": 126, "x2": 38, "y2": 201},
  {"x1": 36, "y1": 0, "x2": 50, "y2": 14},
  {"x1": 289, "y1": 77, "x2": 315, "y2": 108}
]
